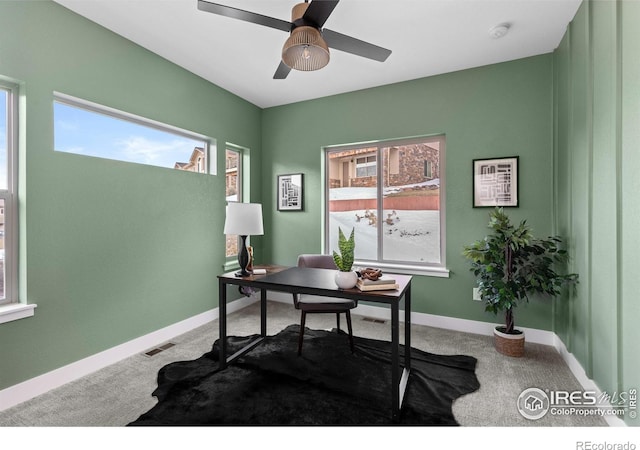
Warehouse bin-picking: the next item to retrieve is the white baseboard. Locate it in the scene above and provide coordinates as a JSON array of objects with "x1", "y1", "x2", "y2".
[
  {"x1": 2, "y1": 293, "x2": 622, "y2": 427},
  {"x1": 552, "y1": 335, "x2": 627, "y2": 427},
  {"x1": 268, "y1": 292, "x2": 556, "y2": 345},
  {"x1": 0, "y1": 296, "x2": 257, "y2": 412},
  {"x1": 271, "y1": 291, "x2": 625, "y2": 426}
]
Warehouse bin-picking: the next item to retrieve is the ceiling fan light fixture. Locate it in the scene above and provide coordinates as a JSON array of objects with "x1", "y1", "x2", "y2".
[
  {"x1": 198, "y1": 0, "x2": 392, "y2": 80},
  {"x1": 282, "y1": 26, "x2": 330, "y2": 71}
]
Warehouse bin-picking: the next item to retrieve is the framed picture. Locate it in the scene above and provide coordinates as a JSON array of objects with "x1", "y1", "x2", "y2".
[
  {"x1": 473, "y1": 156, "x2": 519, "y2": 207},
  {"x1": 277, "y1": 173, "x2": 304, "y2": 211}
]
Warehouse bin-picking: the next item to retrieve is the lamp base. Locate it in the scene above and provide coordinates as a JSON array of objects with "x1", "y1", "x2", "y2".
[{"x1": 235, "y1": 235, "x2": 251, "y2": 277}]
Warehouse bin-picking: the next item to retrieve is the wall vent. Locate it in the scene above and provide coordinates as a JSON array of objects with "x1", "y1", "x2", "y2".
[{"x1": 144, "y1": 342, "x2": 176, "y2": 357}]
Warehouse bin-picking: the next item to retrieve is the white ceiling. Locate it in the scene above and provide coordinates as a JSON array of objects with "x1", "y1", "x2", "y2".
[{"x1": 52, "y1": 0, "x2": 581, "y2": 108}]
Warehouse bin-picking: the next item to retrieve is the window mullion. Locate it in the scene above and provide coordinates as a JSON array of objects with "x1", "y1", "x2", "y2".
[{"x1": 376, "y1": 146, "x2": 384, "y2": 263}]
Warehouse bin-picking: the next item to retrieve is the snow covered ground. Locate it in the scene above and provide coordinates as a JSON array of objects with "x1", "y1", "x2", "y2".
[
  {"x1": 328, "y1": 209, "x2": 441, "y2": 264},
  {"x1": 328, "y1": 181, "x2": 441, "y2": 264}
]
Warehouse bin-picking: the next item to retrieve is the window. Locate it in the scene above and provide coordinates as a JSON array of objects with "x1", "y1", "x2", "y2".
[
  {"x1": 424, "y1": 160, "x2": 433, "y2": 178},
  {"x1": 355, "y1": 155, "x2": 377, "y2": 177},
  {"x1": 225, "y1": 148, "x2": 242, "y2": 258},
  {"x1": 53, "y1": 93, "x2": 210, "y2": 173},
  {"x1": 325, "y1": 135, "x2": 447, "y2": 276},
  {"x1": 0, "y1": 80, "x2": 18, "y2": 305}
]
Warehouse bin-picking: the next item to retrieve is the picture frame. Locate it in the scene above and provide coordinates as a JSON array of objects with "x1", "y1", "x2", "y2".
[
  {"x1": 277, "y1": 173, "x2": 304, "y2": 211},
  {"x1": 473, "y1": 156, "x2": 519, "y2": 207}
]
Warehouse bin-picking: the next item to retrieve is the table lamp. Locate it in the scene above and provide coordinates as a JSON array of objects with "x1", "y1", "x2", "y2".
[{"x1": 223, "y1": 202, "x2": 264, "y2": 277}]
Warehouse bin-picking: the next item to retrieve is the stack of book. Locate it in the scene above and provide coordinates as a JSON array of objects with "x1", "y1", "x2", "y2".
[{"x1": 356, "y1": 275, "x2": 399, "y2": 291}]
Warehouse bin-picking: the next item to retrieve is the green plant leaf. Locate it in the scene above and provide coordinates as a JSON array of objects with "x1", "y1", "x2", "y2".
[
  {"x1": 333, "y1": 227, "x2": 355, "y2": 271},
  {"x1": 462, "y1": 207, "x2": 578, "y2": 330}
]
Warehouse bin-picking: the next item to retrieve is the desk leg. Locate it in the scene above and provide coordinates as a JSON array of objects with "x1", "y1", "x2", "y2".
[
  {"x1": 404, "y1": 285, "x2": 412, "y2": 371},
  {"x1": 391, "y1": 300, "x2": 400, "y2": 422},
  {"x1": 260, "y1": 289, "x2": 267, "y2": 337},
  {"x1": 218, "y1": 280, "x2": 227, "y2": 370},
  {"x1": 395, "y1": 285, "x2": 412, "y2": 421}
]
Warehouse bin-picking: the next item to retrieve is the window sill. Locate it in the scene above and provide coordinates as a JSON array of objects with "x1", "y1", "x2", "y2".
[
  {"x1": 224, "y1": 259, "x2": 449, "y2": 278},
  {"x1": 0, "y1": 303, "x2": 37, "y2": 325},
  {"x1": 354, "y1": 261, "x2": 450, "y2": 278},
  {"x1": 223, "y1": 259, "x2": 240, "y2": 272}
]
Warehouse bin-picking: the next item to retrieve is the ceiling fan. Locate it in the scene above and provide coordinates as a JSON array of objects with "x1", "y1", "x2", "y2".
[{"x1": 197, "y1": 0, "x2": 392, "y2": 79}]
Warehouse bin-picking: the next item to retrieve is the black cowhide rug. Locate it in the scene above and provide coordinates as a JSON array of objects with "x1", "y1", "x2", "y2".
[{"x1": 129, "y1": 324, "x2": 479, "y2": 426}]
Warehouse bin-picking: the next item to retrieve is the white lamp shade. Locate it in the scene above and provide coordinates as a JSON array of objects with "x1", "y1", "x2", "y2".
[{"x1": 223, "y1": 202, "x2": 264, "y2": 236}]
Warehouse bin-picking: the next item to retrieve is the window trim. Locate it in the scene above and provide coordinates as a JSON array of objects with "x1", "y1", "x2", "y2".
[
  {"x1": 0, "y1": 303, "x2": 36, "y2": 325},
  {"x1": 53, "y1": 92, "x2": 212, "y2": 174},
  {"x1": 324, "y1": 135, "x2": 448, "y2": 277},
  {"x1": 224, "y1": 145, "x2": 245, "y2": 268},
  {"x1": 0, "y1": 80, "x2": 19, "y2": 305},
  {"x1": 225, "y1": 147, "x2": 242, "y2": 203}
]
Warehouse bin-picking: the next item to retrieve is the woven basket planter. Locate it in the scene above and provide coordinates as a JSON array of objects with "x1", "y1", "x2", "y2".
[{"x1": 493, "y1": 327, "x2": 525, "y2": 357}]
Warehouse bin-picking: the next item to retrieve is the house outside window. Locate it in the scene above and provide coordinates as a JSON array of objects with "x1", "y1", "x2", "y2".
[
  {"x1": 174, "y1": 147, "x2": 205, "y2": 173},
  {"x1": 225, "y1": 148, "x2": 242, "y2": 258},
  {"x1": 325, "y1": 135, "x2": 446, "y2": 276},
  {"x1": 0, "y1": 80, "x2": 18, "y2": 305}
]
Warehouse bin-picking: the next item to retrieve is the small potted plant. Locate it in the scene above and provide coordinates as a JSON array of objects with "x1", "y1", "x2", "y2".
[
  {"x1": 332, "y1": 227, "x2": 357, "y2": 289},
  {"x1": 463, "y1": 208, "x2": 578, "y2": 357}
]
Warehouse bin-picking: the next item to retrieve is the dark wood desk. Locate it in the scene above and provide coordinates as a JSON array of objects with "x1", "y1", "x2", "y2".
[{"x1": 217, "y1": 265, "x2": 412, "y2": 422}]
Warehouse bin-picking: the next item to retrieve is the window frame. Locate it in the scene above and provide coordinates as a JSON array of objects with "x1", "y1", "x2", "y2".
[
  {"x1": 324, "y1": 135, "x2": 448, "y2": 277},
  {"x1": 53, "y1": 92, "x2": 212, "y2": 174},
  {"x1": 0, "y1": 79, "x2": 19, "y2": 307},
  {"x1": 224, "y1": 146, "x2": 245, "y2": 267},
  {"x1": 225, "y1": 147, "x2": 242, "y2": 204},
  {"x1": 223, "y1": 142, "x2": 251, "y2": 272}
]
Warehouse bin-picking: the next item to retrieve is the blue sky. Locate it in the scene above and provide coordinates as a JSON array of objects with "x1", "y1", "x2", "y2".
[{"x1": 54, "y1": 101, "x2": 205, "y2": 170}]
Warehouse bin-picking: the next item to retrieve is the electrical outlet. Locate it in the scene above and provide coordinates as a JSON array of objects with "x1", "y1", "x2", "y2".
[{"x1": 473, "y1": 288, "x2": 482, "y2": 301}]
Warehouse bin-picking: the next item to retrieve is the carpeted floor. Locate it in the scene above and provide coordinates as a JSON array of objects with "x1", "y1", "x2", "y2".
[
  {"x1": 129, "y1": 324, "x2": 480, "y2": 425},
  {"x1": 0, "y1": 299, "x2": 607, "y2": 427}
]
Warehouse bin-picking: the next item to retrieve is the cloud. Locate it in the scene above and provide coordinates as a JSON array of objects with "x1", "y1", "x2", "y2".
[
  {"x1": 55, "y1": 119, "x2": 79, "y2": 132},
  {"x1": 116, "y1": 136, "x2": 196, "y2": 167}
]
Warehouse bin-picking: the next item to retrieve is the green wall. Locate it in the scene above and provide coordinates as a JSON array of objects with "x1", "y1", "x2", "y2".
[
  {"x1": 4, "y1": 1, "x2": 635, "y2": 419},
  {"x1": 554, "y1": 0, "x2": 639, "y2": 425},
  {"x1": 262, "y1": 55, "x2": 556, "y2": 327},
  {"x1": 0, "y1": 1, "x2": 262, "y2": 390}
]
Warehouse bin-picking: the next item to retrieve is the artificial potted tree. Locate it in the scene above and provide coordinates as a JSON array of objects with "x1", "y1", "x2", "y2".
[
  {"x1": 463, "y1": 208, "x2": 578, "y2": 357},
  {"x1": 332, "y1": 227, "x2": 357, "y2": 289}
]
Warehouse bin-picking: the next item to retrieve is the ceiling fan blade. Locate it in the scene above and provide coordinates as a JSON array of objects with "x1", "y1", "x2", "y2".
[
  {"x1": 273, "y1": 61, "x2": 292, "y2": 79},
  {"x1": 322, "y1": 29, "x2": 392, "y2": 62},
  {"x1": 303, "y1": 0, "x2": 339, "y2": 28},
  {"x1": 197, "y1": 0, "x2": 291, "y2": 33}
]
